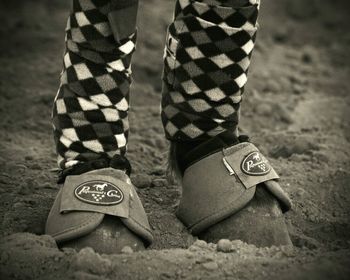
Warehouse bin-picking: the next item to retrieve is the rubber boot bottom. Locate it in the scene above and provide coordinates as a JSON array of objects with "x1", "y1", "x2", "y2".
[
  {"x1": 60, "y1": 216, "x2": 145, "y2": 254},
  {"x1": 199, "y1": 186, "x2": 292, "y2": 247}
]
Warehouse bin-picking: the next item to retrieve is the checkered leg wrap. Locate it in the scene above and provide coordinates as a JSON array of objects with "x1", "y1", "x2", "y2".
[
  {"x1": 161, "y1": 0, "x2": 260, "y2": 141},
  {"x1": 53, "y1": 0, "x2": 136, "y2": 170}
]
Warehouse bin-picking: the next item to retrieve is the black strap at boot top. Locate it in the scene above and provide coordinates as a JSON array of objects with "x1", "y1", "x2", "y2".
[
  {"x1": 197, "y1": 0, "x2": 256, "y2": 8},
  {"x1": 110, "y1": 0, "x2": 139, "y2": 10},
  {"x1": 57, "y1": 154, "x2": 132, "y2": 184},
  {"x1": 175, "y1": 131, "x2": 250, "y2": 174},
  {"x1": 108, "y1": 0, "x2": 139, "y2": 43}
]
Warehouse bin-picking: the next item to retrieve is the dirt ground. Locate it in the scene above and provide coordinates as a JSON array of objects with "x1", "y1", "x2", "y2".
[{"x1": 0, "y1": 0, "x2": 350, "y2": 279}]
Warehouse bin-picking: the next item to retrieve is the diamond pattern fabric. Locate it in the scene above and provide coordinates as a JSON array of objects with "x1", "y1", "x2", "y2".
[
  {"x1": 161, "y1": 0, "x2": 260, "y2": 141},
  {"x1": 53, "y1": 0, "x2": 136, "y2": 169},
  {"x1": 53, "y1": 0, "x2": 260, "y2": 172}
]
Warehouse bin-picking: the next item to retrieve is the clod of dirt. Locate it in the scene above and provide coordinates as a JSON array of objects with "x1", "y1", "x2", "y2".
[
  {"x1": 72, "y1": 247, "x2": 112, "y2": 275},
  {"x1": 121, "y1": 246, "x2": 134, "y2": 254},
  {"x1": 270, "y1": 137, "x2": 319, "y2": 158},
  {"x1": 132, "y1": 174, "x2": 152, "y2": 189},
  {"x1": 295, "y1": 187, "x2": 307, "y2": 198},
  {"x1": 263, "y1": 79, "x2": 282, "y2": 94},
  {"x1": 216, "y1": 239, "x2": 233, "y2": 253},
  {"x1": 189, "y1": 240, "x2": 210, "y2": 252}
]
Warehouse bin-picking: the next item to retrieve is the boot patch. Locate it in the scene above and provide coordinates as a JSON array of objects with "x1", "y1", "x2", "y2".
[
  {"x1": 241, "y1": 151, "x2": 271, "y2": 176},
  {"x1": 74, "y1": 180, "x2": 124, "y2": 205}
]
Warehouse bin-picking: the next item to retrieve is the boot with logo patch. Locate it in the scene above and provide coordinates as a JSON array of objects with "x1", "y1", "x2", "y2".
[
  {"x1": 168, "y1": 132, "x2": 292, "y2": 247},
  {"x1": 46, "y1": 168, "x2": 153, "y2": 254}
]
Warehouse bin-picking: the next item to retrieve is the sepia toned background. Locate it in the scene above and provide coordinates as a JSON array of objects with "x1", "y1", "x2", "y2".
[{"x1": 0, "y1": 0, "x2": 349, "y2": 279}]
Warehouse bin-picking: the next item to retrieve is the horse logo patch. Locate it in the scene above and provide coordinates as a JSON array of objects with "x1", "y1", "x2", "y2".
[
  {"x1": 241, "y1": 151, "x2": 271, "y2": 176},
  {"x1": 74, "y1": 181, "x2": 124, "y2": 205}
]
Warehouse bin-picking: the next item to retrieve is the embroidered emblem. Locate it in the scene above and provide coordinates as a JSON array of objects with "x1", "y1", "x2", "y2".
[
  {"x1": 241, "y1": 151, "x2": 271, "y2": 176},
  {"x1": 74, "y1": 181, "x2": 124, "y2": 205}
]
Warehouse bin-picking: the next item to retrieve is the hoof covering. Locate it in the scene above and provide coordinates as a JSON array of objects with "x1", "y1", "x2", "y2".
[
  {"x1": 200, "y1": 187, "x2": 293, "y2": 247},
  {"x1": 176, "y1": 142, "x2": 292, "y2": 245},
  {"x1": 45, "y1": 168, "x2": 153, "y2": 253}
]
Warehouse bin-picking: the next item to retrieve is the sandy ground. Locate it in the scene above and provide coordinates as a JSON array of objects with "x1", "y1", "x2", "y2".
[{"x1": 0, "y1": 0, "x2": 350, "y2": 279}]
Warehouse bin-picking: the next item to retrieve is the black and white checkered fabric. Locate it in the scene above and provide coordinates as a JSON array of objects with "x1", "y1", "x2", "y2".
[
  {"x1": 175, "y1": 0, "x2": 259, "y2": 28},
  {"x1": 53, "y1": 0, "x2": 135, "y2": 169},
  {"x1": 161, "y1": 0, "x2": 260, "y2": 141}
]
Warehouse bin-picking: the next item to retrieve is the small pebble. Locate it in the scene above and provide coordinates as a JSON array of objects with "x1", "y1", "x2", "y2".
[
  {"x1": 296, "y1": 188, "x2": 306, "y2": 197},
  {"x1": 73, "y1": 247, "x2": 112, "y2": 275},
  {"x1": 133, "y1": 174, "x2": 152, "y2": 189},
  {"x1": 192, "y1": 239, "x2": 207, "y2": 247},
  {"x1": 189, "y1": 239, "x2": 208, "y2": 251},
  {"x1": 121, "y1": 246, "x2": 134, "y2": 254},
  {"x1": 217, "y1": 239, "x2": 233, "y2": 253}
]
